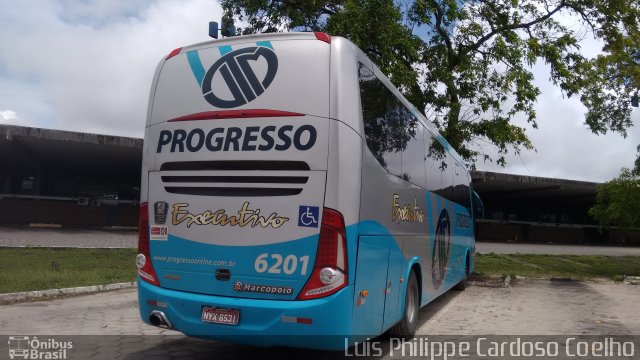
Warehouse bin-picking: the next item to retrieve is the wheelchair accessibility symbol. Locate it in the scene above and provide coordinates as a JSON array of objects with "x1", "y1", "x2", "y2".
[{"x1": 298, "y1": 206, "x2": 319, "y2": 228}]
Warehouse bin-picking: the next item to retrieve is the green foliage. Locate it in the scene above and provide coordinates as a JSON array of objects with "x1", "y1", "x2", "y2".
[
  {"x1": 223, "y1": 0, "x2": 426, "y2": 109},
  {"x1": 476, "y1": 253, "x2": 640, "y2": 280},
  {"x1": 590, "y1": 168, "x2": 640, "y2": 231},
  {"x1": 222, "y1": 0, "x2": 640, "y2": 166}
]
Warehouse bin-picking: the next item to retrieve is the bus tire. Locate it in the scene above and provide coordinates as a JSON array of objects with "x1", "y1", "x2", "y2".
[
  {"x1": 453, "y1": 254, "x2": 469, "y2": 291},
  {"x1": 389, "y1": 270, "x2": 419, "y2": 338}
]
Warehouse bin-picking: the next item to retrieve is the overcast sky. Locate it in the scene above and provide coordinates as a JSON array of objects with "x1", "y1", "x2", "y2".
[{"x1": 0, "y1": 0, "x2": 637, "y2": 183}]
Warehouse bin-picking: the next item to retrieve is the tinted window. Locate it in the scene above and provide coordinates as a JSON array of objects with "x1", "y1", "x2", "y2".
[
  {"x1": 402, "y1": 120, "x2": 426, "y2": 187},
  {"x1": 453, "y1": 162, "x2": 471, "y2": 210},
  {"x1": 359, "y1": 63, "x2": 414, "y2": 180},
  {"x1": 424, "y1": 130, "x2": 450, "y2": 196},
  {"x1": 358, "y1": 62, "x2": 465, "y2": 195}
]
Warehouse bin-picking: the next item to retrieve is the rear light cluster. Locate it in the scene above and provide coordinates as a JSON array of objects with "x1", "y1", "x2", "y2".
[
  {"x1": 165, "y1": 47, "x2": 182, "y2": 60},
  {"x1": 314, "y1": 32, "x2": 331, "y2": 44},
  {"x1": 137, "y1": 203, "x2": 160, "y2": 286},
  {"x1": 298, "y1": 208, "x2": 348, "y2": 300}
]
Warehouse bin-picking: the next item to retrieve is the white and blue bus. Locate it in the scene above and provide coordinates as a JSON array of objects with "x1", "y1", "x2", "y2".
[{"x1": 137, "y1": 32, "x2": 481, "y2": 350}]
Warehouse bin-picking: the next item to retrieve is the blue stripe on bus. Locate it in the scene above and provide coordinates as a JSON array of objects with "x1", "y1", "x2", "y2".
[
  {"x1": 186, "y1": 51, "x2": 206, "y2": 87},
  {"x1": 219, "y1": 45, "x2": 232, "y2": 55},
  {"x1": 256, "y1": 41, "x2": 273, "y2": 49}
]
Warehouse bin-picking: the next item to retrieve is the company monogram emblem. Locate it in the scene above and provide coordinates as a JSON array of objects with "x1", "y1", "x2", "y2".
[
  {"x1": 202, "y1": 46, "x2": 278, "y2": 108},
  {"x1": 432, "y1": 208, "x2": 451, "y2": 289}
]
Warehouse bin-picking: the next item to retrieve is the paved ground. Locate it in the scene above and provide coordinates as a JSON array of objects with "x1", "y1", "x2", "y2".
[
  {"x1": 1, "y1": 280, "x2": 638, "y2": 359},
  {"x1": 2, "y1": 226, "x2": 640, "y2": 256},
  {"x1": 0, "y1": 225, "x2": 137, "y2": 248},
  {"x1": 476, "y1": 242, "x2": 640, "y2": 256},
  {"x1": 417, "y1": 279, "x2": 640, "y2": 335}
]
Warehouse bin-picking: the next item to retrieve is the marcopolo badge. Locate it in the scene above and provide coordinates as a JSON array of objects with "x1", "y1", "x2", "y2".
[{"x1": 154, "y1": 201, "x2": 169, "y2": 224}]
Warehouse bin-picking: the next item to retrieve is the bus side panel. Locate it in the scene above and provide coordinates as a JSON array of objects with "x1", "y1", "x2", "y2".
[
  {"x1": 324, "y1": 120, "x2": 363, "y2": 282},
  {"x1": 450, "y1": 202, "x2": 474, "y2": 282},
  {"x1": 359, "y1": 139, "x2": 465, "y2": 310},
  {"x1": 382, "y1": 236, "x2": 405, "y2": 331},
  {"x1": 358, "y1": 147, "x2": 429, "y2": 322},
  {"x1": 421, "y1": 192, "x2": 466, "y2": 301},
  {"x1": 352, "y1": 235, "x2": 389, "y2": 335}
]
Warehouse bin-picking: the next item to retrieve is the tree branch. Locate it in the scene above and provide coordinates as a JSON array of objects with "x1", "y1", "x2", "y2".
[
  {"x1": 465, "y1": 0, "x2": 567, "y2": 54},
  {"x1": 432, "y1": 1, "x2": 456, "y2": 68},
  {"x1": 564, "y1": 3, "x2": 598, "y2": 33}
]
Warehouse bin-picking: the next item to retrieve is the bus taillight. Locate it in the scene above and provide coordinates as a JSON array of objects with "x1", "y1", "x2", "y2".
[
  {"x1": 297, "y1": 208, "x2": 348, "y2": 300},
  {"x1": 137, "y1": 202, "x2": 160, "y2": 286},
  {"x1": 165, "y1": 47, "x2": 182, "y2": 60}
]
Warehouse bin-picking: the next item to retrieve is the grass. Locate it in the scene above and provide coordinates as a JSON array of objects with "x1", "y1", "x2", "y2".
[
  {"x1": 1, "y1": 248, "x2": 639, "y2": 294},
  {"x1": 0, "y1": 247, "x2": 137, "y2": 293},
  {"x1": 475, "y1": 253, "x2": 640, "y2": 281}
]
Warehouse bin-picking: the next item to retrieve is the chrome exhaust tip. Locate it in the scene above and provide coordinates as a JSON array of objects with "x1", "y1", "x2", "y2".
[{"x1": 149, "y1": 310, "x2": 172, "y2": 329}]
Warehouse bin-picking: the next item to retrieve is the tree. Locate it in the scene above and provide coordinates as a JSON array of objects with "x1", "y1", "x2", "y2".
[
  {"x1": 635, "y1": 145, "x2": 640, "y2": 175},
  {"x1": 222, "y1": 0, "x2": 640, "y2": 166},
  {"x1": 589, "y1": 168, "x2": 640, "y2": 231},
  {"x1": 590, "y1": 146, "x2": 640, "y2": 231},
  {"x1": 222, "y1": 0, "x2": 426, "y2": 108}
]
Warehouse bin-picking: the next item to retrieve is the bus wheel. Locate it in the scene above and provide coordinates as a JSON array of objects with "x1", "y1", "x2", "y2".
[
  {"x1": 453, "y1": 254, "x2": 469, "y2": 291},
  {"x1": 389, "y1": 270, "x2": 419, "y2": 338}
]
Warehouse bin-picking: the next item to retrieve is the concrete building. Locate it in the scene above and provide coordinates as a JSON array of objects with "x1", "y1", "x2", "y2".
[
  {"x1": 1, "y1": 124, "x2": 636, "y2": 243},
  {"x1": 0, "y1": 125, "x2": 141, "y2": 227},
  {"x1": 470, "y1": 171, "x2": 637, "y2": 244}
]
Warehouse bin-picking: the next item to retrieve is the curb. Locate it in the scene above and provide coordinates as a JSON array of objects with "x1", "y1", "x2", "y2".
[
  {"x1": 0, "y1": 281, "x2": 137, "y2": 305},
  {"x1": 623, "y1": 275, "x2": 640, "y2": 285},
  {"x1": 468, "y1": 275, "x2": 512, "y2": 288},
  {"x1": 29, "y1": 223, "x2": 62, "y2": 228},
  {"x1": 0, "y1": 245, "x2": 136, "y2": 249}
]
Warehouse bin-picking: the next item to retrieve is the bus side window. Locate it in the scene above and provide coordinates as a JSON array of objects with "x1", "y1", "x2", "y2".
[
  {"x1": 472, "y1": 190, "x2": 484, "y2": 220},
  {"x1": 358, "y1": 63, "x2": 402, "y2": 178},
  {"x1": 424, "y1": 130, "x2": 447, "y2": 195},
  {"x1": 453, "y1": 162, "x2": 471, "y2": 212},
  {"x1": 401, "y1": 119, "x2": 427, "y2": 187}
]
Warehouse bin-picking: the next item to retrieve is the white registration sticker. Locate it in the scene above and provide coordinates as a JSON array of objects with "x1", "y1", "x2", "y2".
[{"x1": 150, "y1": 226, "x2": 168, "y2": 241}]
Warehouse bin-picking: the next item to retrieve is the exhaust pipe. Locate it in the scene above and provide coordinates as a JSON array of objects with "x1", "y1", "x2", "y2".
[{"x1": 149, "y1": 310, "x2": 172, "y2": 329}]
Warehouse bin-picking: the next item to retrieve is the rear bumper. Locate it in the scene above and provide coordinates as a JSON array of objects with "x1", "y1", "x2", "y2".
[{"x1": 138, "y1": 278, "x2": 354, "y2": 350}]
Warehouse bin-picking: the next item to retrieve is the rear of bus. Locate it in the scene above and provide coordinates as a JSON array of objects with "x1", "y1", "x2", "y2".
[{"x1": 136, "y1": 33, "x2": 354, "y2": 349}]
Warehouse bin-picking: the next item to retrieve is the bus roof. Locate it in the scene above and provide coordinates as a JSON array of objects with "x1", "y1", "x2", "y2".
[{"x1": 175, "y1": 32, "x2": 324, "y2": 58}]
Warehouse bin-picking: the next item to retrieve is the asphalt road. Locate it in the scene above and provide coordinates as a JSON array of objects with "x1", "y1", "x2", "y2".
[{"x1": 1, "y1": 280, "x2": 638, "y2": 359}]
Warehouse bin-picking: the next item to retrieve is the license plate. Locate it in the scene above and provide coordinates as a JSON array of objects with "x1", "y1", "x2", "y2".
[{"x1": 201, "y1": 307, "x2": 239, "y2": 325}]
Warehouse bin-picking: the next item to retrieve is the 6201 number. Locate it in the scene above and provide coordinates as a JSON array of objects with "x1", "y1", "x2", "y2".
[{"x1": 254, "y1": 253, "x2": 309, "y2": 275}]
